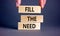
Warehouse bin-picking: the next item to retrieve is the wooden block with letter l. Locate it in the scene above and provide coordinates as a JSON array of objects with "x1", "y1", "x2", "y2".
[
  {"x1": 20, "y1": 15, "x2": 43, "y2": 23},
  {"x1": 18, "y1": 22, "x2": 41, "y2": 30},
  {"x1": 18, "y1": 6, "x2": 41, "y2": 13}
]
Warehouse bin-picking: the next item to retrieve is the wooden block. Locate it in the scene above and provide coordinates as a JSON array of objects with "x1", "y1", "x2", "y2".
[
  {"x1": 18, "y1": 22, "x2": 41, "y2": 30},
  {"x1": 21, "y1": 15, "x2": 43, "y2": 23},
  {"x1": 18, "y1": 6, "x2": 41, "y2": 13}
]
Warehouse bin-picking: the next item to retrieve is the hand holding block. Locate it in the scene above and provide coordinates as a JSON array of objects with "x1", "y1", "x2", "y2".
[{"x1": 18, "y1": 6, "x2": 41, "y2": 13}]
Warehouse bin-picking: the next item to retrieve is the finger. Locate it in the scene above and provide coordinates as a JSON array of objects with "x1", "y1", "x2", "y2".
[
  {"x1": 40, "y1": 0, "x2": 46, "y2": 8},
  {"x1": 16, "y1": 0, "x2": 21, "y2": 7}
]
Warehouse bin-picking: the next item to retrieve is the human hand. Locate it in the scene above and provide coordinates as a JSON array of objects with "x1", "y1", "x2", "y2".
[{"x1": 16, "y1": 0, "x2": 46, "y2": 9}]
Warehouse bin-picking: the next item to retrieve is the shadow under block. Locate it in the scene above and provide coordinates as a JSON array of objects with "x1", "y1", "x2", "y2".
[
  {"x1": 18, "y1": 6, "x2": 41, "y2": 13},
  {"x1": 20, "y1": 15, "x2": 43, "y2": 23},
  {"x1": 18, "y1": 22, "x2": 41, "y2": 30}
]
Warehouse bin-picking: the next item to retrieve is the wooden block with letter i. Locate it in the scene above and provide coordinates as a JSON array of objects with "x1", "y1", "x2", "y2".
[{"x1": 18, "y1": 6, "x2": 41, "y2": 13}]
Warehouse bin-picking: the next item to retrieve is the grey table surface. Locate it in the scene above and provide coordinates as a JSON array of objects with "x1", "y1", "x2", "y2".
[{"x1": 0, "y1": 27, "x2": 60, "y2": 36}]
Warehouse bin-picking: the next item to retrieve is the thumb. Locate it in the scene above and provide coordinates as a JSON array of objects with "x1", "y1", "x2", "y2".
[
  {"x1": 16, "y1": 0, "x2": 21, "y2": 7},
  {"x1": 40, "y1": 0, "x2": 46, "y2": 9}
]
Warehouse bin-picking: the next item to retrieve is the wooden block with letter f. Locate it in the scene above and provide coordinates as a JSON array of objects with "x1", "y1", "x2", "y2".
[{"x1": 18, "y1": 6, "x2": 41, "y2": 14}]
